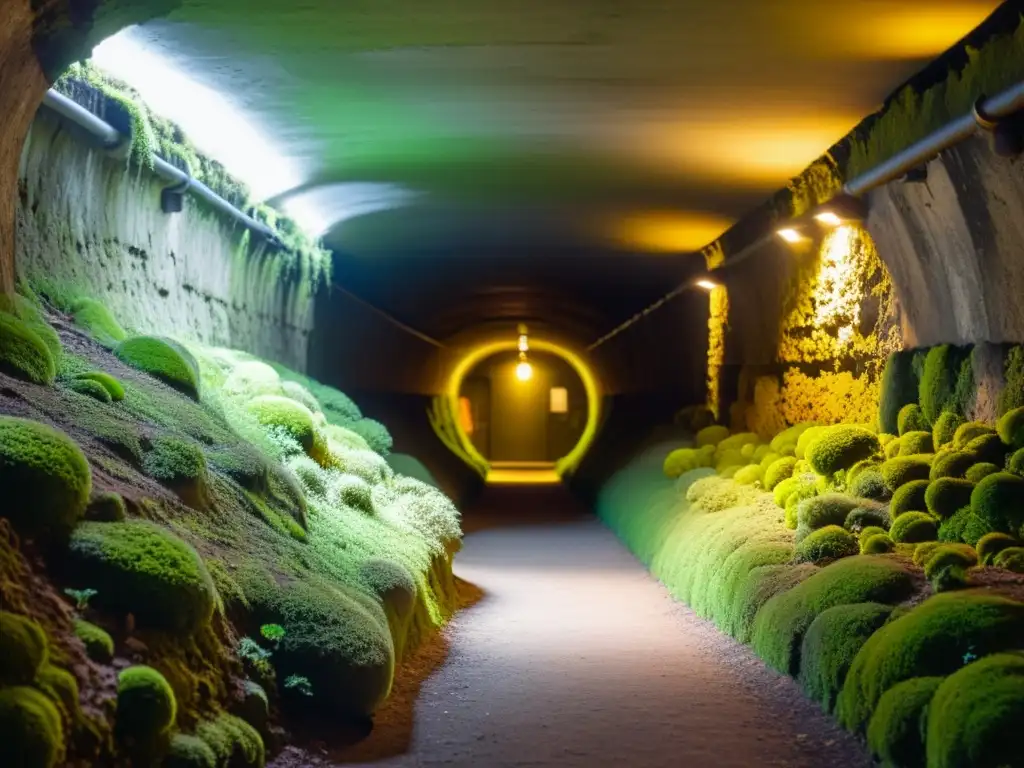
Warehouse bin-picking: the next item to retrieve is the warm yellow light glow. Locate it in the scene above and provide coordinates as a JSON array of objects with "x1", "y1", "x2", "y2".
[
  {"x1": 458, "y1": 396, "x2": 474, "y2": 435},
  {"x1": 447, "y1": 339, "x2": 602, "y2": 479},
  {"x1": 614, "y1": 211, "x2": 734, "y2": 253},
  {"x1": 815, "y1": 211, "x2": 842, "y2": 227},
  {"x1": 518, "y1": 334, "x2": 529, "y2": 352},
  {"x1": 550, "y1": 387, "x2": 568, "y2": 414},
  {"x1": 832, "y1": 4, "x2": 998, "y2": 59},
  {"x1": 516, "y1": 360, "x2": 534, "y2": 381},
  {"x1": 696, "y1": 279, "x2": 719, "y2": 291},
  {"x1": 778, "y1": 228, "x2": 804, "y2": 244}
]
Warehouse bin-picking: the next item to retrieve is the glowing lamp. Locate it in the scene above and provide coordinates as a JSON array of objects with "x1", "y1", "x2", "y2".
[
  {"x1": 695, "y1": 279, "x2": 719, "y2": 291},
  {"x1": 516, "y1": 360, "x2": 533, "y2": 381},
  {"x1": 518, "y1": 334, "x2": 529, "y2": 352},
  {"x1": 777, "y1": 227, "x2": 803, "y2": 244},
  {"x1": 814, "y1": 211, "x2": 842, "y2": 227}
]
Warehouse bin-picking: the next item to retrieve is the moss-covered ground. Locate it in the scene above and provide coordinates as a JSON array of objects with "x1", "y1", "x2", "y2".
[
  {"x1": 604, "y1": 414, "x2": 1024, "y2": 767},
  {"x1": 0, "y1": 294, "x2": 463, "y2": 766}
]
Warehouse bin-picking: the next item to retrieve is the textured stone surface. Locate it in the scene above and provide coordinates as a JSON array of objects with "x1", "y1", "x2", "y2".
[
  {"x1": 867, "y1": 135, "x2": 1024, "y2": 347},
  {"x1": 17, "y1": 109, "x2": 318, "y2": 370}
]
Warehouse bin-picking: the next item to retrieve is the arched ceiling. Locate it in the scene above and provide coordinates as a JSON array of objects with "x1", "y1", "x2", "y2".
[{"x1": 95, "y1": 0, "x2": 1001, "y2": 342}]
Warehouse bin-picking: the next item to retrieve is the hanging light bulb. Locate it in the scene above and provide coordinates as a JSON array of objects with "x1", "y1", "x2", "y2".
[{"x1": 516, "y1": 350, "x2": 533, "y2": 381}]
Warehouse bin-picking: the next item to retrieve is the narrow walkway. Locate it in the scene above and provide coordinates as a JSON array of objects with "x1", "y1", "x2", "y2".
[{"x1": 286, "y1": 486, "x2": 871, "y2": 767}]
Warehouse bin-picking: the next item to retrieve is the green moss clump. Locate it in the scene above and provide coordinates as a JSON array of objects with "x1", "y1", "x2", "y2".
[
  {"x1": 970, "y1": 471, "x2": 1024, "y2": 535},
  {"x1": 795, "y1": 525, "x2": 859, "y2": 564},
  {"x1": 848, "y1": 468, "x2": 889, "y2": 501},
  {"x1": 925, "y1": 478, "x2": 974, "y2": 521},
  {"x1": 73, "y1": 619, "x2": 113, "y2": 663},
  {"x1": 143, "y1": 436, "x2": 210, "y2": 507},
  {"x1": 116, "y1": 666, "x2": 176, "y2": 744},
  {"x1": 879, "y1": 351, "x2": 919, "y2": 435},
  {"x1": 0, "y1": 312, "x2": 56, "y2": 385},
  {"x1": 890, "y1": 512, "x2": 938, "y2": 543},
  {"x1": 36, "y1": 664, "x2": 80, "y2": 723},
  {"x1": 70, "y1": 298, "x2": 127, "y2": 346},
  {"x1": 953, "y1": 422, "x2": 994, "y2": 449},
  {"x1": 115, "y1": 336, "x2": 200, "y2": 400},
  {"x1": 929, "y1": 450, "x2": 975, "y2": 480},
  {"x1": 281, "y1": 379, "x2": 320, "y2": 412},
  {"x1": 859, "y1": 526, "x2": 888, "y2": 546},
  {"x1": 773, "y1": 475, "x2": 807, "y2": 507},
  {"x1": 164, "y1": 733, "x2": 217, "y2": 768},
  {"x1": 67, "y1": 520, "x2": 216, "y2": 634},
  {"x1": 763, "y1": 457, "x2": 797, "y2": 490},
  {"x1": 85, "y1": 490, "x2": 126, "y2": 522},
  {"x1": 931, "y1": 411, "x2": 964, "y2": 451},
  {"x1": 334, "y1": 474, "x2": 374, "y2": 513},
  {"x1": 919, "y1": 345, "x2": 973, "y2": 423},
  {"x1": 866, "y1": 676, "x2": 943, "y2": 768},
  {"x1": 938, "y1": 506, "x2": 992, "y2": 547},
  {"x1": 837, "y1": 591, "x2": 1024, "y2": 733},
  {"x1": 0, "y1": 416, "x2": 92, "y2": 538},
  {"x1": 965, "y1": 462, "x2": 1001, "y2": 483},
  {"x1": 752, "y1": 556, "x2": 914, "y2": 675},
  {"x1": 806, "y1": 426, "x2": 880, "y2": 477},
  {"x1": 245, "y1": 576, "x2": 393, "y2": 718},
  {"x1": 347, "y1": 417, "x2": 393, "y2": 456},
  {"x1": 800, "y1": 602, "x2": 893, "y2": 712},
  {"x1": 997, "y1": 405, "x2": 1024, "y2": 450},
  {"x1": 880, "y1": 456, "x2": 932, "y2": 492},
  {"x1": 246, "y1": 396, "x2": 325, "y2": 462},
  {"x1": 0, "y1": 686, "x2": 65, "y2": 768},
  {"x1": 68, "y1": 377, "x2": 112, "y2": 402},
  {"x1": 1007, "y1": 447, "x2": 1024, "y2": 476},
  {"x1": 797, "y1": 493, "x2": 862, "y2": 533},
  {"x1": 195, "y1": 713, "x2": 264, "y2": 768},
  {"x1": 961, "y1": 435, "x2": 1006, "y2": 469},
  {"x1": 0, "y1": 612, "x2": 48, "y2": 685},
  {"x1": 922, "y1": 544, "x2": 977, "y2": 579},
  {"x1": 845, "y1": 506, "x2": 890, "y2": 533},
  {"x1": 696, "y1": 424, "x2": 730, "y2": 447},
  {"x1": 926, "y1": 653, "x2": 1024, "y2": 768},
  {"x1": 862, "y1": 533, "x2": 895, "y2": 554},
  {"x1": 976, "y1": 532, "x2": 1019, "y2": 566},
  {"x1": 899, "y1": 430, "x2": 933, "y2": 456},
  {"x1": 994, "y1": 547, "x2": 1024, "y2": 572},
  {"x1": 897, "y1": 404, "x2": 929, "y2": 436},
  {"x1": 73, "y1": 371, "x2": 125, "y2": 401},
  {"x1": 890, "y1": 480, "x2": 929, "y2": 518}
]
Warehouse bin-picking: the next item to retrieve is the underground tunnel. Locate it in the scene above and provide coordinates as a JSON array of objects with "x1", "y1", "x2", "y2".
[{"x1": 3, "y1": 1, "x2": 1024, "y2": 766}]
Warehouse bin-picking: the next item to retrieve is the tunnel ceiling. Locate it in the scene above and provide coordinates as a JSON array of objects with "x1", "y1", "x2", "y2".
[{"x1": 107, "y1": 0, "x2": 1001, "y2": 341}]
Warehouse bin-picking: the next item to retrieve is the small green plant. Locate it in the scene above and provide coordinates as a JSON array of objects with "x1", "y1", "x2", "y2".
[
  {"x1": 284, "y1": 675, "x2": 313, "y2": 697},
  {"x1": 237, "y1": 637, "x2": 271, "y2": 664},
  {"x1": 260, "y1": 623, "x2": 285, "y2": 648},
  {"x1": 962, "y1": 645, "x2": 978, "y2": 666},
  {"x1": 64, "y1": 587, "x2": 97, "y2": 611}
]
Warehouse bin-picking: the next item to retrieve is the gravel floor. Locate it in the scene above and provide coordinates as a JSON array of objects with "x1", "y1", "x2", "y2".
[{"x1": 274, "y1": 490, "x2": 873, "y2": 767}]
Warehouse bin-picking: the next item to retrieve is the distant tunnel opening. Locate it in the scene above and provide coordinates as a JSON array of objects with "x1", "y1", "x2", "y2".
[{"x1": 459, "y1": 349, "x2": 588, "y2": 466}]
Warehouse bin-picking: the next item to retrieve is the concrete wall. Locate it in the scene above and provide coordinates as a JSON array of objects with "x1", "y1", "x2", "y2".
[
  {"x1": 867, "y1": 133, "x2": 1024, "y2": 348},
  {"x1": 16, "y1": 108, "x2": 320, "y2": 371}
]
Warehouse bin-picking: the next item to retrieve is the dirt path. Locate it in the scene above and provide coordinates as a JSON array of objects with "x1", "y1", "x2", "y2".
[{"x1": 277, "y1": 489, "x2": 871, "y2": 767}]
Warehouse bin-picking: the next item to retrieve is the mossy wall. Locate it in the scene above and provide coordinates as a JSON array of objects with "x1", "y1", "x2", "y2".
[{"x1": 16, "y1": 109, "x2": 319, "y2": 372}]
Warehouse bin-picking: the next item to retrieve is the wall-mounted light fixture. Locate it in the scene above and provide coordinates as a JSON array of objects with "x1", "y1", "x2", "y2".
[
  {"x1": 974, "y1": 95, "x2": 1024, "y2": 158},
  {"x1": 777, "y1": 227, "x2": 804, "y2": 244},
  {"x1": 695, "y1": 278, "x2": 719, "y2": 291}
]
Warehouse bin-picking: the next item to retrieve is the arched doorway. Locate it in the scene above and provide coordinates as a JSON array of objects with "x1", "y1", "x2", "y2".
[{"x1": 460, "y1": 349, "x2": 588, "y2": 466}]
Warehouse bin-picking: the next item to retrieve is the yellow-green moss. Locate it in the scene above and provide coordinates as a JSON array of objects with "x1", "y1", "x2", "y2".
[
  {"x1": 0, "y1": 686, "x2": 65, "y2": 768},
  {"x1": 0, "y1": 312, "x2": 56, "y2": 385},
  {"x1": 116, "y1": 336, "x2": 200, "y2": 400},
  {"x1": 0, "y1": 416, "x2": 92, "y2": 538},
  {"x1": 67, "y1": 520, "x2": 216, "y2": 634},
  {"x1": 0, "y1": 611, "x2": 49, "y2": 685},
  {"x1": 116, "y1": 665, "x2": 176, "y2": 744},
  {"x1": 73, "y1": 619, "x2": 114, "y2": 663}
]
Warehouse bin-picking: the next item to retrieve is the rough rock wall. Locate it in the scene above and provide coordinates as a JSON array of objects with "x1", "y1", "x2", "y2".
[
  {"x1": 16, "y1": 108, "x2": 317, "y2": 371},
  {"x1": 867, "y1": 133, "x2": 1024, "y2": 347},
  {"x1": 0, "y1": 0, "x2": 50, "y2": 295}
]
